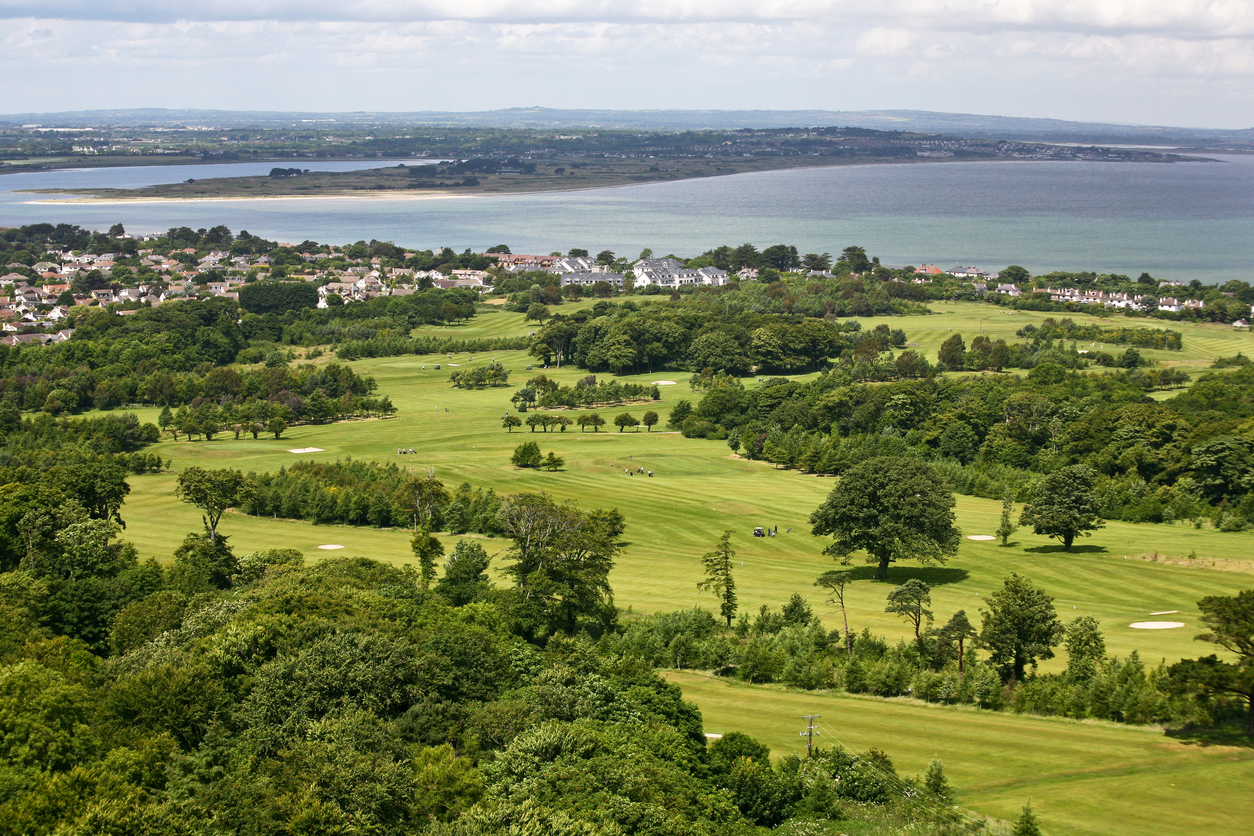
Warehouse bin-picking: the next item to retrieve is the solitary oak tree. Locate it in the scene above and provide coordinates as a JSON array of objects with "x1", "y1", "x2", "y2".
[
  {"x1": 809, "y1": 457, "x2": 961, "y2": 580},
  {"x1": 1019, "y1": 465, "x2": 1104, "y2": 550}
]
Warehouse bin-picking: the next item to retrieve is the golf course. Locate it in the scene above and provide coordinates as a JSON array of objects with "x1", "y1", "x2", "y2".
[{"x1": 113, "y1": 299, "x2": 1254, "y2": 835}]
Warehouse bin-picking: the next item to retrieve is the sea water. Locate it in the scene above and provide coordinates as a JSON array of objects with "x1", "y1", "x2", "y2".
[{"x1": 2, "y1": 155, "x2": 1251, "y2": 283}]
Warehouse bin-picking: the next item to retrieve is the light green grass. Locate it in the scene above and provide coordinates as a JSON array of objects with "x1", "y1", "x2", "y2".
[
  {"x1": 110, "y1": 302, "x2": 1254, "y2": 834},
  {"x1": 892, "y1": 300, "x2": 1254, "y2": 378},
  {"x1": 123, "y1": 337, "x2": 1253, "y2": 667},
  {"x1": 667, "y1": 671, "x2": 1254, "y2": 836}
]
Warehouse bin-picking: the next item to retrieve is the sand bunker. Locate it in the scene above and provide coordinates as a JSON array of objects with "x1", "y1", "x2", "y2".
[
  {"x1": 1150, "y1": 611, "x2": 1179, "y2": 615},
  {"x1": 967, "y1": 535, "x2": 997, "y2": 541},
  {"x1": 317, "y1": 544, "x2": 345, "y2": 550},
  {"x1": 446, "y1": 363, "x2": 460, "y2": 366},
  {"x1": 652, "y1": 380, "x2": 678, "y2": 385},
  {"x1": 288, "y1": 447, "x2": 325, "y2": 454},
  {"x1": 1130, "y1": 621, "x2": 1186, "y2": 629}
]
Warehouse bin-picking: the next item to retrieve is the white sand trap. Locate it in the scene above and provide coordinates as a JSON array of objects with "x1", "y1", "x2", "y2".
[
  {"x1": 1150, "y1": 611, "x2": 1179, "y2": 615},
  {"x1": 288, "y1": 447, "x2": 325, "y2": 454},
  {"x1": 704, "y1": 733, "x2": 723, "y2": 740},
  {"x1": 1130, "y1": 621, "x2": 1186, "y2": 629},
  {"x1": 967, "y1": 535, "x2": 997, "y2": 541},
  {"x1": 652, "y1": 380, "x2": 678, "y2": 385},
  {"x1": 446, "y1": 363, "x2": 460, "y2": 366},
  {"x1": 317, "y1": 544, "x2": 345, "y2": 550}
]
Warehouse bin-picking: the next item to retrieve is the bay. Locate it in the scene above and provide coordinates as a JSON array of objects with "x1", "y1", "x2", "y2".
[{"x1": 2, "y1": 155, "x2": 1251, "y2": 283}]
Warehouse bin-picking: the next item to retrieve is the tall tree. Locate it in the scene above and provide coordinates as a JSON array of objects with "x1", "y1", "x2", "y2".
[
  {"x1": 697, "y1": 531, "x2": 737, "y2": 628},
  {"x1": 1063, "y1": 615, "x2": 1107, "y2": 683},
  {"x1": 498, "y1": 493, "x2": 621, "y2": 637},
  {"x1": 885, "y1": 579, "x2": 932, "y2": 650},
  {"x1": 1018, "y1": 465, "x2": 1104, "y2": 551},
  {"x1": 410, "y1": 528, "x2": 444, "y2": 591},
  {"x1": 174, "y1": 467, "x2": 254, "y2": 544},
  {"x1": 1169, "y1": 589, "x2": 1254, "y2": 733},
  {"x1": 809, "y1": 456, "x2": 961, "y2": 580},
  {"x1": 997, "y1": 488, "x2": 1017, "y2": 546},
  {"x1": 940, "y1": 610, "x2": 976, "y2": 674},
  {"x1": 979, "y1": 573, "x2": 1064, "y2": 682},
  {"x1": 815, "y1": 570, "x2": 854, "y2": 654}
]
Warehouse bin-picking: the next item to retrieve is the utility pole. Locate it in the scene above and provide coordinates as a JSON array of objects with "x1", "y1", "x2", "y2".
[{"x1": 799, "y1": 714, "x2": 821, "y2": 759}]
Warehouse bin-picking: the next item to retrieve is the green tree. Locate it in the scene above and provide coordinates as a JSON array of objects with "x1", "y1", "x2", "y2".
[
  {"x1": 502, "y1": 415, "x2": 522, "y2": 432},
  {"x1": 1063, "y1": 615, "x2": 1107, "y2": 682},
  {"x1": 433, "y1": 540, "x2": 491, "y2": 606},
  {"x1": 157, "y1": 406, "x2": 173, "y2": 434},
  {"x1": 614, "y1": 413, "x2": 638, "y2": 432},
  {"x1": 586, "y1": 412, "x2": 605, "y2": 433},
  {"x1": 979, "y1": 574, "x2": 1064, "y2": 682},
  {"x1": 938, "y1": 333, "x2": 966, "y2": 370},
  {"x1": 885, "y1": 578, "x2": 932, "y2": 650},
  {"x1": 1013, "y1": 802, "x2": 1042, "y2": 836},
  {"x1": 175, "y1": 467, "x2": 254, "y2": 544},
  {"x1": 411, "y1": 528, "x2": 444, "y2": 591},
  {"x1": 815, "y1": 570, "x2": 854, "y2": 654},
  {"x1": 1000, "y1": 265, "x2": 1031, "y2": 284},
  {"x1": 1019, "y1": 465, "x2": 1104, "y2": 550},
  {"x1": 268, "y1": 416, "x2": 288, "y2": 439},
  {"x1": 541, "y1": 452, "x2": 565, "y2": 471},
  {"x1": 809, "y1": 457, "x2": 961, "y2": 580},
  {"x1": 511, "y1": 441, "x2": 541, "y2": 469},
  {"x1": 697, "y1": 531, "x2": 737, "y2": 628},
  {"x1": 1169, "y1": 589, "x2": 1254, "y2": 733},
  {"x1": 497, "y1": 493, "x2": 621, "y2": 636},
  {"x1": 997, "y1": 488, "x2": 1018, "y2": 546},
  {"x1": 940, "y1": 610, "x2": 976, "y2": 674},
  {"x1": 642, "y1": 410, "x2": 659, "y2": 432},
  {"x1": 666, "y1": 400, "x2": 692, "y2": 430},
  {"x1": 922, "y1": 758, "x2": 951, "y2": 801}
]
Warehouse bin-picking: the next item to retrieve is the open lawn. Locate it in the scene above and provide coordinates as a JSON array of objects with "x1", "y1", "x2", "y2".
[
  {"x1": 666, "y1": 671, "x2": 1254, "y2": 836},
  {"x1": 889, "y1": 300, "x2": 1254, "y2": 380},
  {"x1": 122, "y1": 309, "x2": 1254, "y2": 668},
  {"x1": 110, "y1": 300, "x2": 1254, "y2": 832}
]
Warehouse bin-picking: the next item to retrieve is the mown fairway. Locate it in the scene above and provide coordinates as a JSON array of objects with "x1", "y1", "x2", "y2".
[
  {"x1": 116, "y1": 299, "x2": 1254, "y2": 833},
  {"x1": 122, "y1": 302, "x2": 1253, "y2": 666},
  {"x1": 666, "y1": 671, "x2": 1254, "y2": 836}
]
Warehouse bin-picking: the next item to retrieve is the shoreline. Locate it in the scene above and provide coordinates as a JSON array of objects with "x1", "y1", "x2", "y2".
[{"x1": 15, "y1": 154, "x2": 1218, "y2": 206}]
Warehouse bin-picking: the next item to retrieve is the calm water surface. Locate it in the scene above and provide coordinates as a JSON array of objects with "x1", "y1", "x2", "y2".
[{"x1": 2, "y1": 156, "x2": 1251, "y2": 283}]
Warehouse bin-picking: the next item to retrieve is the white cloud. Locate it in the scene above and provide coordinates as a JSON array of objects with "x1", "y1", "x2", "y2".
[{"x1": 0, "y1": 2, "x2": 1251, "y2": 126}]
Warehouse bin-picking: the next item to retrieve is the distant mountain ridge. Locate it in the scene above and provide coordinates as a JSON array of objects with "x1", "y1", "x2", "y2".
[{"x1": 4, "y1": 107, "x2": 1252, "y2": 145}]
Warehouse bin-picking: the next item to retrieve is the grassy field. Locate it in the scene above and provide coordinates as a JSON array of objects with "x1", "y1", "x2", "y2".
[
  {"x1": 112, "y1": 299, "x2": 1254, "y2": 833},
  {"x1": 121, "y1": 302, "x2": 1253, "y2": 667},
  {"x1": 888, "y1": 301, "x2": 1254, "y2": 379},
  {"x1": 666, "y1": 671, "x2": 1254, "y2": 836}
]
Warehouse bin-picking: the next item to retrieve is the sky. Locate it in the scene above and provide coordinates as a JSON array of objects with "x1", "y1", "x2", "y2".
[{"x1": 2, "y1": 1, "x2": 1252, "y2": 128}]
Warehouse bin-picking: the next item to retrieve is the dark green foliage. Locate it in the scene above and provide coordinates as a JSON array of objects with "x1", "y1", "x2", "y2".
[
  {"x1": 1019, "y1": 465, "x2": 1105, "y2": 550},
  {"x1": 237, "y1": 280, "x2": 319, "y2": 315},
  {"x1": 979, "y1": 574, "x2": 1064, "y2": 682},
  {"x1": 244, "y1": 461, "x2": 503, "y2": 534},
  {"x1": 810, "y1": 456, "x2": 961, "y2": 580},
  {"x1": 511, "y1": 440, "x2": 542, "y2": 468}
]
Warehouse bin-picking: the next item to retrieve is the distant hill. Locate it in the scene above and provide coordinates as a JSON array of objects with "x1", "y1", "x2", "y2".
[{"x1": 4, "y1": 107, "x2": 1252, "y2": 146}]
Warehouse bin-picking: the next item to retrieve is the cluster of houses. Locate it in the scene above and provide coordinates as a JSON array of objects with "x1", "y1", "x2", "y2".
[{"x1": 5, "y1": 240, "x2": 1244, "y2": 347}]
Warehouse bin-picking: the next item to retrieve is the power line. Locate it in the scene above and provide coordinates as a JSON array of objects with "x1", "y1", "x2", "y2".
[{"x1": 800, "y1": 714, "x2": 821, "y2": 759}]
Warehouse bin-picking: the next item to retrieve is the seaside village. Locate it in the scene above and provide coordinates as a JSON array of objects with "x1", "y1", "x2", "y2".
[{"x1": 1, "y1": 237, "x2": 1245, "y2": 346}]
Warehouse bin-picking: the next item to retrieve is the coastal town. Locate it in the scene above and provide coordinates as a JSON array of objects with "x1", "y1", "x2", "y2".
[{"x1": 1, "y1": 228, "x2": 1249, "y2": 347}]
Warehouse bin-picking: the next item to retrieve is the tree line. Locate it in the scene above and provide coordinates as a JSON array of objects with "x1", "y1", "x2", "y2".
[{"x1": 675, "y1": 358, "x2": 1254, "y2": 528}]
